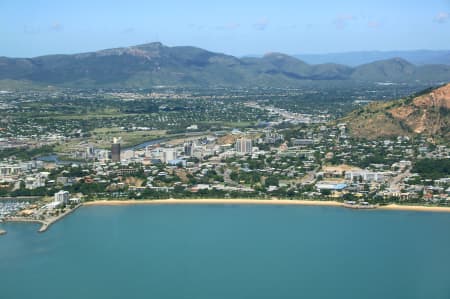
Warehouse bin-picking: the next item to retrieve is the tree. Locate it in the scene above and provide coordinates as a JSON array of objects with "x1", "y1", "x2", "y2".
[
  {"x1": 320, "y1": 189, "x2": 331, "y2": 196},
  {"x1": 265, "y1": 176, "x2": 279, "y2": 187}
]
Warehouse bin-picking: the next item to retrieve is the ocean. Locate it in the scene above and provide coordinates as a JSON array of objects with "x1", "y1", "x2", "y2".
[{"x1": 1, "y1": 204, "x2": 450, "y2": 299}]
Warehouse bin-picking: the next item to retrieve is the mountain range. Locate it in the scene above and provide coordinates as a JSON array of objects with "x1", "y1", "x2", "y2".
[
  {"x1": 294, "y1": 50, "x2": 450, "y2": 67},
  {"x1": 1, "y1": 42, "x2": 450, "y2": 88}
]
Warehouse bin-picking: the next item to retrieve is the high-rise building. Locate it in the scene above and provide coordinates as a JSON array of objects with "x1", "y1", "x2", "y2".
[
  {"x1": 111, "y1": 137, "x2": 121, "y2": 162},
  {"x1": 184, "y1": 142, "x2": 194, "y2": 156},
  {"x1": 162, "y1": 148, "x2": 177, "y2": 163},
  {"x1": 54, "y1": 190, "x2": 70, "y2": 204},
  {"x1": 235, "y1": 138, "x2": 252, "y2": 154}
]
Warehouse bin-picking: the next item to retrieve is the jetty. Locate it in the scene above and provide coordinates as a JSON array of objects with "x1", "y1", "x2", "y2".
[
  {"x1": 3, "y1": 204, "x2": 82, "y2": 233},
  {"x1": 38, "y1": 204, "x2": 82, "y2": 233}
]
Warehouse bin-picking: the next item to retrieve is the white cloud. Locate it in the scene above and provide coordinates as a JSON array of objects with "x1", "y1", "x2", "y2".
[
  {"x1": 253, "y1": 17, "x2": 270, "y2": 31},
  {"x1": 188, "y1": 24, "x2": 206, "y2": 30},
  {"x1": 434, "y1": 12, "x2": 449, "y2": 23},
  {"x1": 216, "y1": 23, "x2": 240, "y2": 30},
  {"x1": 49, "y1": 22, "x2": 63, "y2": 32},
  {"x1": 333, "y1": 14, "x2": 356, "y2": 29},
  {"x1": 122, "y1": 27, "x2": 135, "y2": 34},
  {"x1": 23, "y1": 25, "x2": 40, "y2": 35},
  {"x1": 368, "y1": 21, "x2": 380, "y2": 29}
]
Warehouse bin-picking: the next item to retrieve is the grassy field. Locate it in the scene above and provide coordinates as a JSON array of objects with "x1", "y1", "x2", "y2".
[
  {"x1": 92, "y1": 129, "x2": 167, "y2": 148},
  {"x1": 199, "y1": 121, "x2": 254, "y2": 128},
  {"x1": 54, "y1": 128, "x2": 167, "y2": 152},
  {"x1": 37, "y1": 112, "x2": 135, "y2": 120}
]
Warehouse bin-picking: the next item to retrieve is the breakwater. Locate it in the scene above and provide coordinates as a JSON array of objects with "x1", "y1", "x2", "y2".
[{"x1": 3, "y1": 204, "x2": 82, "y2": 233}]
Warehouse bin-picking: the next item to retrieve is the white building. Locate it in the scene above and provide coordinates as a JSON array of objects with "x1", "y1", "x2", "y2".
[
  {"x1": 345, "y1": 171, "x2": 386, "y2": 182},
  {"x1": 95, "y1": 149, "x2": 110, "y2": 162},
  {"x1": 162, "y1": 148, "x2": 177, "y2": 163},
  {"x1": 235, "y1": 138, "x2": 252, "y2": 154},
  {"x1": 24, "y1": 172, "x2": 49, "y2": 189},
  {"x1": 54, "y1": 190, "x2": 70, "y2": 204},
  {"x1": 0, "y1": 164, "x2": 22, "y2": 177}
]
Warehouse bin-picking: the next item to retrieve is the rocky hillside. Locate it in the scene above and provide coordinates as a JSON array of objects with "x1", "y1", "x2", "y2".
[{"x1": 344, "y1": 83, "x2": 450, "y2": 140}]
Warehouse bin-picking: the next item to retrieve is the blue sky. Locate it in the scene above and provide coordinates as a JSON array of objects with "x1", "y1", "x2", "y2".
[{"x1": 1, "y1": 0, "x2": 449, "y2": 57}]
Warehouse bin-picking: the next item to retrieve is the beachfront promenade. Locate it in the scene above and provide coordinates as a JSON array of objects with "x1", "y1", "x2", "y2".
[{"x1": 2, "y1": 199, "x2": 450, "y2": 234}]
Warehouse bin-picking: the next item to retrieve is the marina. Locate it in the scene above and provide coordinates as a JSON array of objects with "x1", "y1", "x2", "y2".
[{"x1": 0, "y1": 200, "x2": 33, "y2": 219}]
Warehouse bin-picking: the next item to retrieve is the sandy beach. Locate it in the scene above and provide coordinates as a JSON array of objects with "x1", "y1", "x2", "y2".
[
  {"x1": 379, "y1": 204, "x2": 450, "y2": 213},
  {"x1": 84, "y1": 199, "x2": 450, "y2": 213},
  {"x1": 83, "y1": 198, "x2": 344, "y2": 207}
]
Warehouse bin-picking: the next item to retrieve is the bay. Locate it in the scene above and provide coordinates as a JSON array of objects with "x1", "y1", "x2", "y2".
[{"x1": 1, "y1": 205, "x2": 450, "y2": 299}]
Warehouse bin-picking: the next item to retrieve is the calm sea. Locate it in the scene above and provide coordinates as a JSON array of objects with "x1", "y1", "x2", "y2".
[{"x1": 1, "y1": 205, "x2": 450, "y2": 299}]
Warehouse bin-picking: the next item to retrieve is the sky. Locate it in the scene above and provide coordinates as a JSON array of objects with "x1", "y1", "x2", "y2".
[{"x1": 1, "y1": 0, "x2": 450, "y2": 57}]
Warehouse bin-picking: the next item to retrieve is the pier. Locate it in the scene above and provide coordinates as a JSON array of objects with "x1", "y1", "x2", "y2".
[
  {"x1": 3, "y1": 204, "x2": 82, "y2": 233},
  {"x1": 38, "y1": 204, "x2": 82, "y2": 233}
]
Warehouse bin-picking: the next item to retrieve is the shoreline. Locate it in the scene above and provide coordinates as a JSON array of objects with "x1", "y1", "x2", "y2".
[
  {"x1": 83, "y1": 198, "x2": 450, "y2": 213},
  {"x1": 83, "y1": 198, "x2": 345, "y2": 207},
  {"x1": 378, "y1": 204, "x2": 450, "y2": 213},
  {"x1": 2, "y1": 199, "x2": 450, "y2": 235}
]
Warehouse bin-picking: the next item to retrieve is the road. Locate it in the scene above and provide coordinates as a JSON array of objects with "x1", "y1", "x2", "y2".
[{"x1": 389, "y1": 169, "x2": 411, "y2": 190}]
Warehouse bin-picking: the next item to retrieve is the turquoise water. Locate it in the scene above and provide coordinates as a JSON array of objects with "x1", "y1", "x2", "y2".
[{"x1": 1, "y1": 205, "x2": 450, "y2": 299}]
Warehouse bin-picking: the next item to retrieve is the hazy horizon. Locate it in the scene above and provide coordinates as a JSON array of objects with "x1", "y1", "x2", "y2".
[{"x1": 1, "y1": 0, "x2": 449, "y2": 58}]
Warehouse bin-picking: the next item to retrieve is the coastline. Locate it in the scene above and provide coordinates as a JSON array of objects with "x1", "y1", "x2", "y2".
[
  {"x1": 83, "y1": 198, "x2": 345, "y2": 207},
  {"x1": 83, "y1": 198, "x2": 450, "y2": 213},
  {"x1": 3, "y1": 200, "x2": 450, "y2": 235},
  {"x1": 379, "y1": 204, "x2": 450, "y2": 213}
]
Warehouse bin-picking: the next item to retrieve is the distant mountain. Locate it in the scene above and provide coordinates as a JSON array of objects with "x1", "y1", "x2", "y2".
[
  {"x1": 343, "y1": 83, "x2": 450, "y2": 140},
  {"x1": 295, "y1": 50, "x2": 450, "y2": 66},
  {"x1": 1, "y1": 43, "x2": 450, "y2": 88}
]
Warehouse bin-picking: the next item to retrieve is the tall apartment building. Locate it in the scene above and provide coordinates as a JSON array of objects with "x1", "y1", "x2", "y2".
[
  {"x1": 54, "y1": 190, "x2": 70, "y2": 204},
  {"x1": 111, "y1": 137, "x2": 121, "y2": 162},
  {"x1": 235, "y1": 138, "x2": 252, "y2": 154}
]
